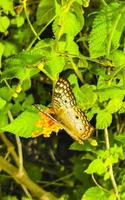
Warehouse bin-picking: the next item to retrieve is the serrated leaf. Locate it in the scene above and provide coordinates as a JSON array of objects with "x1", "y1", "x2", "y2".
[
  {"x1": 70, "y1": 140, "x2": 96, "y2": 152},
  {"x1": 1, "y1": 110, "x2": 40, "y2": 138},
  {"x1": 97, "y1": 87, "x2": 125, "y2": 102},
  {"x1": 81, "y1": 187, "x2": 110, "y2": 200},
  {"x1": 96, "y1": 110, "x2": 112, "y2": 129},
  {"x1": 107, "y1": 98, "x2": 123, "y2": 113},
  {"x1": 79, "y1": 84, "x2": 97, "y2": 109},
  {"x1": 11, "y1": 16, "x2": 25, "y2": 27},
  {"x1": 3, "y1": 42, "x2": 17, "y2": 57},
  {"x1": 85, "y1": 159, "x2": 107, "y2": 175},
  {"x1": 0, "y1": 97, "x2": 6, "y2": 109},
  {"x1": 44, "y1": 51, "x2": 65, "y2": 79},
  {"x1": 110, "y1": 50, "x2": 125, "y2": 68},
  {"x1": 53, "y1": 6, "x2": 83, "y2": 39},
  {"x1": 58, "y1": 40, "x2": 79, "y2": 56},
  {"x1": 0, "y1": 0, "x2": 15, "y2": 15},
  {"x1": 0, "y1": 87, "x2": 12, "y2": 101},
  {"x1": 36, "y1": 0, "x2": 55, "y2": 25},
  {"x1": 0, "y1": 16, "x2": 10, "y2": 33},
  {"x1": 89, "y1": 3, "x2": 125, "y2": 58}
]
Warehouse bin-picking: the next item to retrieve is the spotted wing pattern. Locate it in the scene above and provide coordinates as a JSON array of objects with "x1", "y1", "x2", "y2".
[{"x1": 52, "y1": 78, "x2": 94, "y2": 143}]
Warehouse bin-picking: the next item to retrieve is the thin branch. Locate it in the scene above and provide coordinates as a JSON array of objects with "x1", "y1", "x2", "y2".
[
  {"x1": 7, "y1": 111, "x2": 30, "y2": 197},
  {"x1": 0, "y1": 134, "x2": 19, "y2": 165},
  {"x1": 23, "y1": 0, "x2": 40, "y2": 40},
  {"x1": 69, "y1": 57, "x2": 85, "y2": 84},
  {"x1": 100, "y1": 0, "x2": 107, "y2": 6},
  {"x1": 91, "y1": 174, "x2": 108, "y2": 192},
  {"x1": 104, "y1": 128, "x2": 120, "y2": 200},
  {"x1": 0, "y1": 156, "x2": 57, "y2": 200},
  {"x1": 27, "y1": 15, "x2": 56, "y2": 50},
  {"x1": 8, "y1": 111, "x2": 24, "y2": 177}
]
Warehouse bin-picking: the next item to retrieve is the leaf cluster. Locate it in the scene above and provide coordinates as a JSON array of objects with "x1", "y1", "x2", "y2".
[{"x1": 0, "y1": 0, "x2": 125, "y2": 199}]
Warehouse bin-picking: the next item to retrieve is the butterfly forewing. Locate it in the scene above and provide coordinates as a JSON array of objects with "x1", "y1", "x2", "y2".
[{"x1": 52, "y1": 78, "x2": 94, "y2": 143}]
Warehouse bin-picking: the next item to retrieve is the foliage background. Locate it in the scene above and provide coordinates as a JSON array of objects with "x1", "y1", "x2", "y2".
[{"x1": 0, "y1": 0, "x2": 125, "y2": 199}]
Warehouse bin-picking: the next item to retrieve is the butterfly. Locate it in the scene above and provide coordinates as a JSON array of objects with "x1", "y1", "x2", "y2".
[{"x1": 35, "y1": 78, "x2": 94, "y2": 143}]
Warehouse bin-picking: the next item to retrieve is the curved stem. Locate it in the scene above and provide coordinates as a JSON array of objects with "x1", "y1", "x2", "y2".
[
  {"x1": 69, "y1": 57, "x2": 85, "y2": 83},
  {"x1": 91, "y1": 174, "x2": 108, "y2": 192},
  {"x1": 104, "y1": 128, "x2": 120, "y2": 200},
  {"x1": 23, "y1": 0, "x2": 40, "y2": 40},
  {"x1": 27, "y1": 15, "x2": 56, "y2": 50}
]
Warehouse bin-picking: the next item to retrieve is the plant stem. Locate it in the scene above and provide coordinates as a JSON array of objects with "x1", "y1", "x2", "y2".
[
  {"x1": 104, "y1": 128, "x2": 120, "y2": 200},
  {"x1": 0, "y1": 156, "x2": 57, "y2": 200},
  {"x1": 8, "y1": 111, "x2": 24, "y2": 177},
  {"x1": 0, "y1": 134, "x2": 19, "y2": 166},
  {"x1": 23, "y1": 0, "x2": 40, "y2": 40},
  {"x1": 69, "y1": 57, "x2": 85, "y2": 83},
  {"x1": 101, "y1": 0, "x2": 107, "y2": 6}
]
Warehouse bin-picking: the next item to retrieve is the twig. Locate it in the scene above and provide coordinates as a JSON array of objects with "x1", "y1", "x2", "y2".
[
  {"x1": 8, "y1": 111, "x2": 24, "y2": 177},
  {"x1": 0, "y1": 156, "x2": 57, "y2": 200},
  {"x1": 23, "y1": 0, "x2": 40, "y2": 40},
  {"x1": 0, "y1": 134, "x2": 19, "y2": 165},
  {"x1": 91, "y1": 174, "x2": 108, "y2": 192},
  {"x1": 104, "y1": 128, "x2": 120, "y2": 200}
]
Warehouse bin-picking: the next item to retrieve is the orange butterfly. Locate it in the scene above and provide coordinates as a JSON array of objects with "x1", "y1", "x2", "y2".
[{"x1": 34, "y1": 78, "x2": 94, "y2": 143}]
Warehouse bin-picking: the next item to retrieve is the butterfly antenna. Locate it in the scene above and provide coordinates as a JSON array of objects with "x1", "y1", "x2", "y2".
[{"x1": 34, "y1": 104, "x2": 59, "y2": 124}]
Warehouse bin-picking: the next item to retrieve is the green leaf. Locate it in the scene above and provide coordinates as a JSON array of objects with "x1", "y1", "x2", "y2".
[
  {"x1": 44, "y1": 51, "x2": 65, "y2": 79},
  {"x1": 1, "y1": 196, "x2": 18, "y2": 200},
  {"x1": 0, "y1": 16, "x2": 10, "y2": 33},
  {"x1": 0, "y1": 0, "x2": 15, "y2": 15},
  {"x1": 2, "y1": 47, "x2": 43, "y2": 81},
  {"x1": 96, "y1": 110, "x2": 112, "y2": 129},
  {"x1": 68, "y1": 74, "x2": 97, "y2": 110},
  {"x1": 79, "y1": 84, "x2": 97, "y2": 109},
  {"x1": 114, "y1": 133, "x2": 125, "y2": 147},
  {"x1": 97, "y1": 85, "x2": 125, "y2": 102},
  {"x1": 0, "y1": 112, "x2": 8, "y2": 128},
  {"x1": 0, "y1": 87, "x2": 12, "y2": 101},
  {"x1": 89, "y1": 3, "x2": 125, "y2": 58},
  {"x1": 1, "y1": 110, "x2": 40, "y2": 138},
  {"x1": 70, "y1": 141, "x2": 96, "y2": 152},
  {"x1": 81, "y1": 187, "x2": 112, "y2": 200},
  {"x1": 107, "y1": 98, "x2": 123, "y2": 113},
  {"x1": 36, "y1": 0, "x2": 55, "y2": 25},
  {"x1": 110, "y1": 50, "x2": 125, "y2": 68},
  {"x1": 22, "y1": 94, "x2": 34, "y2": 109},
  {"x1": 3, "y1": 42, "x2": 17, "y2": 57},
  {"x1": 2, "y1": 65, "x2": 27, "y2": 81},
  {"x1": 98, "y1": 145, "x2": 124, "y2": 166},
  {"x1": 11, "y1": 16, "x2": 25, "y2": 27},
  {"x1": 11, "y1": 102, "x2": 22, "y2": 116},
  {"x1": 0, "y1": 97, "x2": 6, "y2": 109},
  {"x1": 0, "y1": 42, "x2": 4, "y2": 67},
  {"x1": 58, "y1": 40, "x2": 79, "y2": 56},
  {"x1": 85, "y1": 159, "x2": 106, "y2": 175},
  {"x1": 53, "y1": 3, "x2": 84, "y2": 39}
]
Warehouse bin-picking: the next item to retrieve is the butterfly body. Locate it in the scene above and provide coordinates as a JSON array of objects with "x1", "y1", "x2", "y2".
[{"x1": 52, "y1": 78, "x2": 94, "y2": 143}]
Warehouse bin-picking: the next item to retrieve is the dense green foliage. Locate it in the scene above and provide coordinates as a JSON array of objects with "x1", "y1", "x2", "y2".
[{"x1": 0, "y1": 0, "x2": 125, "y2": 199}]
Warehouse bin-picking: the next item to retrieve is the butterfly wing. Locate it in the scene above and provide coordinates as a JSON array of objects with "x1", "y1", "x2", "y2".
[{"x1": 52, "y1": 78, "x2": 94, "y2": 143}]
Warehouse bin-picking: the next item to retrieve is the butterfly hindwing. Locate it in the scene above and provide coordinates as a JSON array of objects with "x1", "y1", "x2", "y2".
[{"x1": 52, "y1": 78, "x2": 94, "y2": 143}]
